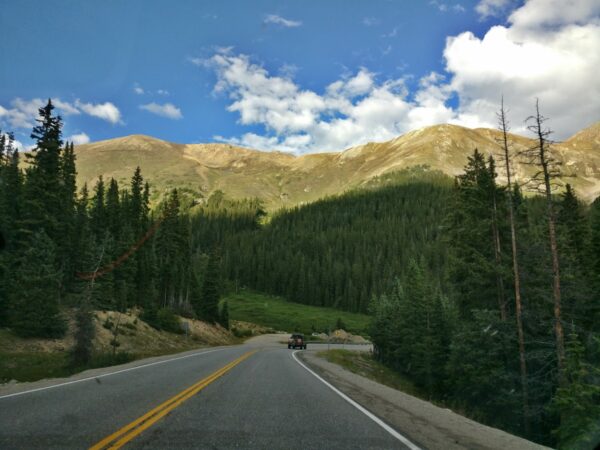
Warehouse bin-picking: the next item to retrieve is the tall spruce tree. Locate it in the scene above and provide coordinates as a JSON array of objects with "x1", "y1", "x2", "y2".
[{"x1": 22, "y1": 100, "x2": 64, "y2": 245}]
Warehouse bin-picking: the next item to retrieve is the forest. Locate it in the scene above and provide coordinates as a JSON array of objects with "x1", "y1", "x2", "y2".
[
  {"x1": 1, "y1": 100, "x2": 599, "y2": 448},
  {"x1": 0, "y1": 101, "x2": 227, "y2": 364}
]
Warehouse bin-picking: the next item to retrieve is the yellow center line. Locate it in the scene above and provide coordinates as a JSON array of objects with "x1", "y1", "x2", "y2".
[{"x1": 89, "y1": 350, "x2": 256, "y2": 450}]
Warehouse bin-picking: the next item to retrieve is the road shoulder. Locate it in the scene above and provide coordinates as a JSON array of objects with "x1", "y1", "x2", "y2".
[{"x1": 298, "y1": 351, "x2": 550, "y2": 450}]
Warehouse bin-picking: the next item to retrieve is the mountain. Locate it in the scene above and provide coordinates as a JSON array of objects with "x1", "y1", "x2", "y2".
[{"x1": 74, "y1": 122, "x2": 600, "y2": 207}]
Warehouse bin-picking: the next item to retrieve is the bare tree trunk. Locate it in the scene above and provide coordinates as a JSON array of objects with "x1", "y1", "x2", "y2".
[
  {"x1": 491, "y1": 192, "x2": 507, "y2": 321},
  {"x1": 497, "y1": 99, "x2": 530, "y2": 434},
  {"x1": 527, "y1": 99, "x2": 566, "y2": 384}
]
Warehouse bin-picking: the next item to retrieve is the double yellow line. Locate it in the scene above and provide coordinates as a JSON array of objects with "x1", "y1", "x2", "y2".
[{"x1": 90, "y1": 350, "x2": 256, "y2": 450}]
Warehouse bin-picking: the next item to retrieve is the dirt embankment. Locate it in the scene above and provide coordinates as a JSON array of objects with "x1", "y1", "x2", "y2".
[{"x1": 0, "y1": 309, "x2": 236, "y2": 357}]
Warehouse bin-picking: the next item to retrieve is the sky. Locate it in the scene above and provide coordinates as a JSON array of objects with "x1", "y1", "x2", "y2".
[{"x1": 0, "y1": 0, "x2": 599, "y2": 153}]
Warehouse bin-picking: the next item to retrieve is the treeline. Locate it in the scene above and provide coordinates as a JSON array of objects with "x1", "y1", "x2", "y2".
[{"x1": 0, "y1": 100, "x2": 227, "y2": 351}]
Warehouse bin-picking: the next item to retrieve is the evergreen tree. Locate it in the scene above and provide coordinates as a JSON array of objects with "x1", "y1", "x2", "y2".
[
  {"x1": 551, "y1": 333, "x2": 600, "y2": 449},
  {"x1": 219, "y1": 300, "x2": 230, "y2": 329},
  {"x1": 71, "y1": 297, "x2": 95, "y2": 367},
  {"x1": 10, "y1": 230, "x2": 66, "y2": 337},
  {"x1": 447, "y1": 150, "x2": 508, "y2": 317},
  {"x1": 200, "y1": 246, "x2": 221, "y2": 323},
  {"x1": 22, "y1": 100, "x2": 64, "y2": 244},
  {"x1": 58, "y1": 141, "x2": 77, "y2": 283},
  {"x1": 90, "y1": 176, "x2": 106, "y2": 241}
]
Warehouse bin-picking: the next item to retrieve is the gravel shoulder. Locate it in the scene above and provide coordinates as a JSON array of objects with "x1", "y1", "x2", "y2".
[{"x1": 299, "y1": 351, "x2": 551, "y2": 450}]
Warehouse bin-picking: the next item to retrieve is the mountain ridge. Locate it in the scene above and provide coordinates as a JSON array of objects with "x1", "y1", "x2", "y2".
[{"x1": 74, "y1": 122, "x2": 600, "y2": 207}]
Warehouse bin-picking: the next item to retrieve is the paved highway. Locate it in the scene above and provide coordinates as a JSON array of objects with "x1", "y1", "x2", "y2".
[{"x1": 0, "y1": 336, "x2": 417, "y2": 449}]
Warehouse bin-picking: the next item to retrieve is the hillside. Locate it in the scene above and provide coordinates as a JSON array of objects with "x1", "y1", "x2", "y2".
[{"x1": 74, "y1": 122, "x2": 600, "y2": 206}]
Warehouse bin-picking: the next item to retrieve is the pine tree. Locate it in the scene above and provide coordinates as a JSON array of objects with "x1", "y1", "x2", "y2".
[
  {"x1": 219, "y1": 300, "x2": 230, "y2": 329},
  {"x1": 105, "y1": 178, "x2": 121, "y2": 238},
  {"x1": 90, "y1": 176, "x2": 106, "y2": 242},
  {"x1": 59, "y1": 141, "x2": 78, "y2": 287},
  {"x1": 130, "y1": 166, "x2": 144, "y2": 232},
  {"x1": 22, "y1": 100, "x2": 64, "y2": 244},
  {"x1": 200, "y1": 246, "x2": 221, "y2": 323},
  {"x1": 551, "y1": 332, "x2": 600, "y2": 449},
  {"x1": 10, "y1": 230, "x2": 66, "y2": 337},
  {"x1": 71, "y1": 297, "x2": 95, "y2": 367},
  {"x1": 447, "y1": 150, "x2": 506, "y2": 317}
]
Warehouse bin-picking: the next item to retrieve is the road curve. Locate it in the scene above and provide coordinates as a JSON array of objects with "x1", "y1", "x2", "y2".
[{"x1": 0, "y1": 336, "x2": 415, "y2": 449}]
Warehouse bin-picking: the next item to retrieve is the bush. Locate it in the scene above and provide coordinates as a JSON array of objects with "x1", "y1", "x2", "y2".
[
  {"x1": 231, "y1": 327, "x2": 253, "y2": 338},
  {"x1": 142, "y1": 307, "x2": 183, "y2": 334}
]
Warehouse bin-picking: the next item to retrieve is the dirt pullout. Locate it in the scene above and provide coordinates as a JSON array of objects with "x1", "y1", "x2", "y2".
[{"x1": 299, "y1": 352, "x2": 549, "y2": 450}]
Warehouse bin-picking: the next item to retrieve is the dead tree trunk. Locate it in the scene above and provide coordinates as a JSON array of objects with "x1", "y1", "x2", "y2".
[
  {"x1": 489, "y1": 162, "x2": 507, "y2": 321},
  {"x1": 497, "y1": 99, "x2": 530, "y2": 434},
  {"x1": 525, "y1": 99, "x2": 566, "y2": 384}
]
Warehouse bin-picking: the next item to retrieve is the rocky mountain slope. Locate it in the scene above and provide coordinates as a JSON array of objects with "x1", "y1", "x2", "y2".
[{"x1": 74, "y1": 122, "x2": 600, "y2": 207}]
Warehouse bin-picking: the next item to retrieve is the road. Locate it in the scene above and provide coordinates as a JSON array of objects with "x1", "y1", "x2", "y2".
[{"x1": 0, "y1": 335, "x2": 417, "y2": 450}]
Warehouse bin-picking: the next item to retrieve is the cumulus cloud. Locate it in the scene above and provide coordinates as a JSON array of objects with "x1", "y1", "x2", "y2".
[
  {"x1": 445, "y1": 0, "x2": 600, "y2": 137},
  {"x1": 0, "y1": 97, "x2": 120, "y2": 129},
  {"x1": 204, "y1": 52, "x2": 451, "y2": 152},
  {"x1": 139, "y1": 102, "x2": 183, "y2": 119},
  {"x1": 475, "y1": 0, "x2": 515, "y2": 19},
  {"x1": 263, "y1": 14, "x2": 302, "y2": 28},
  {"x1": 66, "y1": 132, "x2": 90, "y2": 145},
  {"x1": 74, "y1": 100, "x2": 122, "y2": 124}
]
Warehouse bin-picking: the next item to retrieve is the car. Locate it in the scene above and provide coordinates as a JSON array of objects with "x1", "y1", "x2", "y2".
[{"x1": 288, "y1": 333, "x2": 307, "y2": 349}]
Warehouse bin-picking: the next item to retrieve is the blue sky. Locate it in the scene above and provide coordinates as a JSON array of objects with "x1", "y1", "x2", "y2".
[{"x1": 1, "y1": 0, "x2": 599, "y2": 152}]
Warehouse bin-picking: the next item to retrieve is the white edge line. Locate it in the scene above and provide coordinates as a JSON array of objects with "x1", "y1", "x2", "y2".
[
  {"x1": 0, "y1": 348, "x2": 225, "y2": 400},
  {"x1": 292, "y1": 350, "x2": 422, "y2": 450}
]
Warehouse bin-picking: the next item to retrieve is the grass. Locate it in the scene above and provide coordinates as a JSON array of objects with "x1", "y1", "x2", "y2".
[
  {"x1": 317, "y1": 349, "x2": 420, "y2": 397},
  {"x1": 0, "y1": 350, "x2": 139, "y2": 383},
  {"x1": 0, "y1": 352, "x2": 72, "y2": 383},
  {"x1": 225, "y1": 290, "x2": 371, "y2": 336}
]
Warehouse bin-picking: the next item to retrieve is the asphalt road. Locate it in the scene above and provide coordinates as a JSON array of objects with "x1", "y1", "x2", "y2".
[{"x1": 0, "y1": 336, "x2": 417, "y2": 450}]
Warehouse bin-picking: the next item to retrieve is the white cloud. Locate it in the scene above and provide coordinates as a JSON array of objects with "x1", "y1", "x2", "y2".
[
  {"x1": 362, "y1": 17, "x2": 380, "y2": 26},
  {"x1": 431, "y1": 1, "x2": 466, "y2": 13},
  {"x1": 75, "y1": 100, "x2": 122, "y2": 124},
  {"x1": 263, "y1": 14, "x2": 302, "y2": 28},
  {"x1": 156, "y1": 89, "x2": 169, "y2": 96},
  {"x1": 444, "y1": 0, "x2": 600, "y2": 137},
  {"x1": 509, "y1": 0, "x2": 600, "y2": 28},
  {"x1": 475, "y1": 0, "x2": 515, "y2": 19},
  {"x1": 139, "y1": 102, "x2": 183, "y2": 119},
  {"x1": 0, "y1": 98, "x2": 84, "y2": 129},
  {"x1": 133, "y1": 83, "x2": 145, "y2": 95},
  {"x1": 204, "y1": 51, "x2": 449, "y2": 153},
  {"x1": 67, "y1": 132, "x2": 90, "y2": 145},
  {"x1": 53, "y1": 99, "x2": 80, "y2": 115}
]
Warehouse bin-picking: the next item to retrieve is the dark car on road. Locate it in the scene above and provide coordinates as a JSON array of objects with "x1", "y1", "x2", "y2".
[{"x1": 288, "y1": 333, "x2": 307, "y2": 349}]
